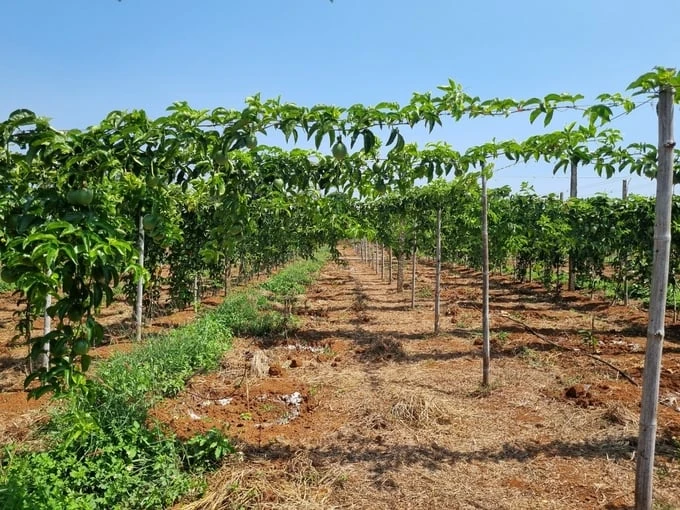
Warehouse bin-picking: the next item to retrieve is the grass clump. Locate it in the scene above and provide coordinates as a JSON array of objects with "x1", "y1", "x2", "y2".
[
  {"x1": 261, "y1": 251, "x2": 328, "y2": 300},
  {"x1": 218, "y1": 250, "x2": 329, "y2": 337}
]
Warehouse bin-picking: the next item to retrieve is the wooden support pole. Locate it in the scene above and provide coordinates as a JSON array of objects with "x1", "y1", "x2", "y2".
[
  {"x1": 135, "y1": 212, "x2": 145, "y2": 342},
  {"x1": 434, "y1": 208, "x2": 442, "y2": 334},
  {"x1": 568, "y1": 160, "x2": 578, "y2": 292},
  {"x1": 635, "y1": 85, "x2": 675, "y2": 510},
  {"x1": 481, "y1": 173, "x2": 491, "y2": 387}
]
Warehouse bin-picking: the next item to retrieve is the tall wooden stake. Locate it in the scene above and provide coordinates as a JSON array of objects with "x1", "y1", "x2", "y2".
[
  {"x1": 375, "y1": 243, "x2": 379, "y2": 274},
  {"x1": 36, "y1": 288, "x2": 51, "y2": 370},
  {"x1": 568, "y1": 160, "x2": 578, "y2": 291},
  {"x1": 193, "y1": 272, "x2": 199, "y2": 313},
  {"x1": 381, "y1": 244, "x2": 385, "y2": 280},
  {"x1": 434, "y1": 208, "x2": 442, "y2": 334},
  {"x1": 635, "y1": 85, "x2": 675, "y2": 510},
  {"x1": 388, "y1": 247, "x2": 393, "y2": 285},
  {"x1": 410, "y1": 244, "x2": 417, "y2": 309},
  {"x1": 481, "y1": 173, "x2": 491, "y2": 387},
  {"x1": 135, "y1": 212, "x2": 145, "y2": 342},
  {"x1": 623, "y1": 180, "x2": 630, "y2": 306}
]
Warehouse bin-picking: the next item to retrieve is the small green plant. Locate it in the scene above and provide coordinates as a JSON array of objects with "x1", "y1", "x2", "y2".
[
  {"x1": 579, "y1": 328, "x2": 599, "y2": 352},
  {"x1": 495, "y1": 330, "x2": 509, "y2": 347},
  {"x1": 517, "y1": 346, "x2": 543, "y2": 367},
  {"x1": 239, "y1": 412, "x2": 253, "y2": 421},
  {"x1": 181, "y1": 428, "x2": 235, "y2": 470},
  {"x1": 259, "y1": 403, "x2": 276, "y2": 413},
  {"x1": 416, "y1": 286, "x2": 433, "y2": 298},
  {"x1": 469, "y1": 380, "x2": 500, "y2": 397},
  {"x1": 579, "y1": 316, "x2": 599, "y2": 352}
]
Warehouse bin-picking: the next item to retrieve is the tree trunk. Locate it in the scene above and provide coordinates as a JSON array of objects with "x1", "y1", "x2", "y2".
[
  {"x1": 135, "y1": 212, "x2": 145, "y2": 342},
  {"x1": 434, "y1": 208, "x2": 442, "y2": 334},
  {"x1": 635, "y1": 85, "x2": 675, "y2": 510},
  {"x1": 481, "y1": 173, "x2": 491, "y2": 387}
]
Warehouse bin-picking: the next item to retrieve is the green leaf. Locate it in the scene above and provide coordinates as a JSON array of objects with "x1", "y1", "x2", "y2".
[
  {"x1": 529, "y1": 108, "x2": 541, "y2": 124},
  {"x1": 543, "y1": 109, "x2": 554, "y2": 127},
  {"x1": 386, "y1": 128, "x2": 399, "y2": 146}
]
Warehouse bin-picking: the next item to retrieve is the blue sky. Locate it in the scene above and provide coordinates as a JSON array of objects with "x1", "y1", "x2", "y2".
[{"x1": 2, "y1": 0, "x2": 678, "y2": 197}]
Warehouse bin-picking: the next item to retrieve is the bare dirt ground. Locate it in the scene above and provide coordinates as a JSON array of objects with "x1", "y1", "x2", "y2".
[
  {"x1": 154, "y1": 247, "x2": 680, "y2": 510},
  {"x1": 2, "y1": 247, "x2": 680, "y2": 509}
]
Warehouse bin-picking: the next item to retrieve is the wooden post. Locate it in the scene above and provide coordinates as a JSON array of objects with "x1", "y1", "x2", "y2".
[
  {"x1": 36, "y1": 288, "x2": 51, "y2": 370},
  {"x1": 135, "y1": 212, "x2": 145, "y2": 342},
  {"x1": 635, "y1": 85, "x2": 675, "y2": 510},
  {"x1": 568, "y1": 160, "x2": 577, "y2": 292},
  {"x1": 381, "y1": 244, "x2": 385, "y2": 280},
  {"x1": 388, "y1": 247, "x2": 393, "y2": 285},
  {"x1": 622, "y1": 180, "x2": 630, "y2": 306},
  {"x1": 435, "y1": 208, "x2": 442, "y2": 334},
  {"x1": 375, "y1": 243, "x2": 379, "y2": 274},
  {"x1": 410, "y1": 244, "x2": 417, "y2": 309},
  {"x1": 397, "y1": 233, "x2": 405, "y2": 292},
  {"x1": 481, "y1": 173, "x2": 491, "y2": 387},
  {"x1": 193, "y1": 272, "x2": 199, "y2": 313}
]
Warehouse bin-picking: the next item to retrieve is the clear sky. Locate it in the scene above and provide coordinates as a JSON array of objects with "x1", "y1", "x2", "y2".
[{"x1": 2, "y1": 0, "x2": 679, "y2": 197}]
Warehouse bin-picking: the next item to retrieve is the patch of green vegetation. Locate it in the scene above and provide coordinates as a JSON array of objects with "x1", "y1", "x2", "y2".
[
  {"x1": 0, "y1": 252, "x2": 329, "y2": 509},
  {"x1": 0, "y1": 312, "x2": 233, "y2": 509},
  {"x1": 260, "y1": 250, "x2": 328, "y2": 300},
  {"x1": 516, "y1": 346, "x2": 545, "y2": 368},
  {"x1": 416, "y1": 286, "x2": 433, "y2": 299}
]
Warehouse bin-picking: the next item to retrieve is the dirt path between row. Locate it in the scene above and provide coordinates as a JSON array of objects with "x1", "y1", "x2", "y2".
[{"x1": 166, "y1": 248, "x2": 679, "y2": 510}]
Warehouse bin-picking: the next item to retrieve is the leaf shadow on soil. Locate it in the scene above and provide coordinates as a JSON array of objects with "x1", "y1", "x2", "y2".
[{"x1": 241, "y1": 434, "x2": 676, "y2": 489}]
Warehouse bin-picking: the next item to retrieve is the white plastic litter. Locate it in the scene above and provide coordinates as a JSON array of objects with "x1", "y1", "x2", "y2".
[{"x1": 281, "y1": 392, "x2": 303, "y2": 406}]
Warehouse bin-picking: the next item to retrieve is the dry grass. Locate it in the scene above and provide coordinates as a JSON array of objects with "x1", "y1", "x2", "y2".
[
  {"x1": 180, "y1": 451, "x2": 347, "y2": 510},
  {"x1": 390, "y1": 391, "x2": 451, "y2": 428},
  {"x1": 602, "y1": 402, "x2": 639, "y2": 429},
  {"x1": 168, "y1": 251, "x2": 680, "y2": 509}
]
